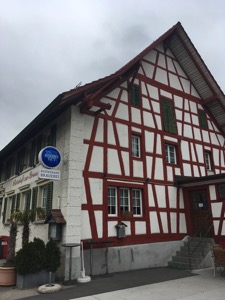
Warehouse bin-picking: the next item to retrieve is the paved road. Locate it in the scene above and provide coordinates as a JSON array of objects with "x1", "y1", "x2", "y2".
[{"x1": 1, "y1": 267, "x2": 224, "y2": 300}]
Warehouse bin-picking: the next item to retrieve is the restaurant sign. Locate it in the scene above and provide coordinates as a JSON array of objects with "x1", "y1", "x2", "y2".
[
  {"x1": 38, "y1": 146, "x2": 61, "y2": 169},
  {"x1": 39, "y1": 169, "x2": 61, "y2": 181}
]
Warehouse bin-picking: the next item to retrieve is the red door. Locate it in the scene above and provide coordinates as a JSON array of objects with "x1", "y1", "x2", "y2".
[{"x1": 189, "y1": 189, "x2": 212, "y2": 237}]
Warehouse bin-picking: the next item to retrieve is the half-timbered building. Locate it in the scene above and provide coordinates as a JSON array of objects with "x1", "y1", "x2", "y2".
[{"x1": 1, "y1": 22, "x2": 225, "y2": 279}]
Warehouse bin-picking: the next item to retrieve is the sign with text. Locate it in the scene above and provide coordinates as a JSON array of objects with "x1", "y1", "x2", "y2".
[
  {"x1": 38, "y1": 146, "x2": 61, "y2": 169},
  {"x1": 39, "y1": 169, "x2": 61, "y2": 181}
]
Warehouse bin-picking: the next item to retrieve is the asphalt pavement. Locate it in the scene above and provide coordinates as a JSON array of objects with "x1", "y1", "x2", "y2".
[{"x1": 0, "y1": 267, "x2": 224, "y2": 300}]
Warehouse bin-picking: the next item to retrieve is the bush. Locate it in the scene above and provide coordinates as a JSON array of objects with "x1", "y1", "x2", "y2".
[
  {"x1": 15, "y1": 238, "x2": 46, "y2": 275},
  {"x1": 45, "y1": 239, "x2": 61, "y2": 272},
  {"x1": 15, "y1": 238, "x2": 61, "y2": 275}
]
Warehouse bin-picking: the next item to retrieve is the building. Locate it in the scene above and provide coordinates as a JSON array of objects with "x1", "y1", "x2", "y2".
[{"x1": 1, "y1": 22, "x2": 225, "y2": 280}]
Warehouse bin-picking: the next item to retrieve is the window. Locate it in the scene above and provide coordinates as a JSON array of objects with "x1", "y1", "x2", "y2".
[
  {"x1": 107, "y1": 187, "x2": 142, "y2": 217},
  {"x1": 218, "y1": 184, "x2": 225, "y2": 199},
  {"x1": 108, "y1": 187, "x2": 116, "y2": 215},
  {"x1": 29, "y1": 135, "x2": 43, "y2": 167},
  {"x1": 198, "y1": 110, "x2": 208, "y2": 129},
  {"x1": 47, "y1": 125, "x2": 57, "y2": 147},
  {"x1": 132, "y1": 189, "x2": 142, "y2": 216},
  {"x1": 129, "y1": 84, "x2": 141, "y2": 107},
  {"x1": 40, "y1": 182, "x2": 53, "y2": 215},
  {"x1": 23, "y1": 190, "x2": 31, "y2": 211},
  {"x1": 205, "y1": 152, "x2": 212, "y2": 171},
  {"x1": 15, "y1": 148, "x2": 26, "y2": 175},
  {"x1": 165, "y1": 144, "x2": 177, "y2": 164},
  {"x1": 120, "y1": 188, "x2": 130, "y2": 212},
  {"x1": 161, "y1": 99, "x2": 177, "y2": 134},
  {"x1": 132, "y1": 135, "x2": 141, "y2": 157}
]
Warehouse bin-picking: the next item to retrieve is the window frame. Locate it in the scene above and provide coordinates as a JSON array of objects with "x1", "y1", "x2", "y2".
[
  {"x1": 131, "y1": 135, "x2": 141, "y2": 158},
  {"x1": 198, "y1": 109, "x2": 208, "y2": 130},
  {"x1": 129, "y1": 84, "x2": 141, "y2": 107},
  {"x1": 108, "y1": 187, "x2": 117, "y2": 216},
  {"x1": 161, "y1": 98, "x2": 177, "y2": 134},
  {"x1": 218, "y1": 184, "x2": 225, "y2": 199},
  {"x1": 165, "y1": 144, "x2": 177, "y2": 164},
  {"x1": 107, "y1": 186, "x2": 143, "y2": 218},
  {"x1": 204, "y1": 151, "x2": 213, "y2": 171}
]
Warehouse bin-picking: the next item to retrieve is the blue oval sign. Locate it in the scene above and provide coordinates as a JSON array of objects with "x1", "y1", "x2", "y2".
[{"x1": 38, "y1": 147, "x2": 61, "y2": 169}]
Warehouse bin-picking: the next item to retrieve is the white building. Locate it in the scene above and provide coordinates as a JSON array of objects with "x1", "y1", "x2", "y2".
[{"x1": 1, "y1": 22, "x2": 225, "y2": 280}]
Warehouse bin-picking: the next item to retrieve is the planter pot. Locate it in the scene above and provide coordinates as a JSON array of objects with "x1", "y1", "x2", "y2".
[
  {"x1": 16, "y1": 270, "x2": 55, "y2": 289},
  {"x1": 0, "y1": 266, "x2": 16, "y2": 286}
]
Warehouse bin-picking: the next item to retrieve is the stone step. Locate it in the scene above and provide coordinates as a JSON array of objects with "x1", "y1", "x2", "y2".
[
  {"x1": 176, "y1": 250, "x2": 203, "y2": 258},
  {"x1": 171, "y1": 255, "x2": 202, "y2": 264},
  {"x1": 168, "y1": 261, "x2": 198, "y2": 270},
  {"x1": 168, "y1": 237, "x2": 215, "y2": 270}
]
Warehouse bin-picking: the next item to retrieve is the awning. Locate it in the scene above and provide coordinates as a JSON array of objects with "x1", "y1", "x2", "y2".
[{"x1": 175, "y1": 173, "x2": 225, "y2": 187}]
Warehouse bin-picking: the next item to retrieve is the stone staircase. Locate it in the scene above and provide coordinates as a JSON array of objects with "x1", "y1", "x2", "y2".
[{"x1": 168, "y1": 237, "x2": 215, "y2": 270}]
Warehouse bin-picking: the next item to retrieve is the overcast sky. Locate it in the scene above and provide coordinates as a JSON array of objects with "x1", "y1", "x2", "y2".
[{"x1": 1, "y1": 0, "x2": 225, "y2": 150}]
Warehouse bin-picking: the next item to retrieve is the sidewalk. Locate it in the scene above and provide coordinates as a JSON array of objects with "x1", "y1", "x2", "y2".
[{"x1": 0, "y1": 267, "x2": 224, "y2": 300}]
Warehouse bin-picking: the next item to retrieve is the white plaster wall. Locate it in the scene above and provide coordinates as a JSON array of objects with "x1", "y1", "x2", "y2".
[
  {"x1": 147, "y1": 84, "x2": 159, "y2": 100},
  {"x1": 154, "y1": 158, "x2": 164, "y2": 180},
  {"x1": 89, "y1": 178, "x2": 103, "y2": 205},
  {"x1": 155, "y1": 185, "x2": 166, "y2": 208},
  {"x1": 211, "y1": 202, "x2": 222, "y2": 218},
  {"x1": 116, "y1": 123, "x2": 128, "y2": 148},
  {"x1": 107, "y1": 149, "x2": 121, "y2": 175},
  {"x1": 107, "y1": 121, "x2": 116, "y2": 145},
  {"x1": 148, "y1": 184, "x2": 154, "y2": 207},
  {"x1": 142, "y1": 61, "x2": 154, "y2": 78},
  {"x1": 133, "y1": 160, "x2": 143, "y2": 178},
  {"x1": 81, "y1": 210, "x2": 92, "y2": 240},
  {"x1": 161, "y1": 212, "x2": 168, "y2": 233},
  {"x1": 131, "y1": 107, "x2": 141, "y2": 124},
  {"x1": 89, "y1": 146, "x2": 104, "y2": 172},
  {"x1": 94, "y1": 211, "x2": 103, "y2": 238},
  {"x1": 179, "y1": 213, "x2": 187, "y2": 233},
  {"x1": 150, "y1": 212, "x2": 160, "y2": 233},
  {"x1": 143, "y1": 111, "x2": 155, "y2": 128},
  {"x1": 115, "y1": 103, "x2": 129, "y2": 120},
  {"x1": 121, "y1": 151, "x2": 130, "y2": 176},
  {"x1": 135, "y1": 221, "x2": 146, "y2": 235},
  {"x1": 95, "y1": 118, "x2": 104, "y2": 142}
]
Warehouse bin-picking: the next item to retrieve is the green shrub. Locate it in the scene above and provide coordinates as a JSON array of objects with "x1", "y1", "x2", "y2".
[
  {"x1": 45, "y1": 239, "x2": 61, "y2": 272},
  {"x1": 15, "y1": 238, "x2": 61, "y2": 275},
  {"x1": 15, "y1": 238, "x2": 46, "y2": 275}
]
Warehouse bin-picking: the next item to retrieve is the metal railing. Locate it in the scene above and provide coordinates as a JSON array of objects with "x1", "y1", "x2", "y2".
[{"x1": 187, "y1": 222, "x2": 214, "y2": 270}]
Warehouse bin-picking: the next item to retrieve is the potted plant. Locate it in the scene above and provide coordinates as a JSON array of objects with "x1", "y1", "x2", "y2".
[
  {"x1": 15, "y1": 238, "x2": 47, "y2": 289},
  {"x1": 15, "y1": 238, "x2": 61, "y2": 289},
  {"x1": 44, "y1": 239, "x2": 61, "y2": 286},
  {"x1": 0, "y1": 211, "x2": 20, "y2": 286}
]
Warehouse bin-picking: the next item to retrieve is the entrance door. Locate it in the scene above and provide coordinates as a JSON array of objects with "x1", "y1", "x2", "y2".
[{"x1": 189, "y1": 189, "x2": 211, "y2": 237}]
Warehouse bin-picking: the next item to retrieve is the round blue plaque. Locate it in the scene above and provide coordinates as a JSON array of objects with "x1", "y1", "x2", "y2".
[{"x1": 38, "y1": 147, "x2": 61, "y2": 169}]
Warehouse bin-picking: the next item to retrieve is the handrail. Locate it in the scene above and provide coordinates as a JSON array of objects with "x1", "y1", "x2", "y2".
[{"x1": 187, "y1": 222, "x2": 214, "y2": 270}]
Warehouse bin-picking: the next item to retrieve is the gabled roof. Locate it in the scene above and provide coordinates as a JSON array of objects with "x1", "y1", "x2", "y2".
[{"x1": 1, "y1": 22, "x2": 225, "y2": 159}]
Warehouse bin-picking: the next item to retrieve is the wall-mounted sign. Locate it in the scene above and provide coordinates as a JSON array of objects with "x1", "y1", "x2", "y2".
[
  {"x1": 39, "y1": 169, "x2": 61, "y2": 181},
  {"x1": 38, "y1": 146, "x2": 61, "y2": 169}
]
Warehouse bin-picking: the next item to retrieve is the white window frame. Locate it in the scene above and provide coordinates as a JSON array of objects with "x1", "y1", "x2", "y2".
[
  {"x1": 205, "y1": 152, "x2": 212, "y2": 170},
  {"x1": 108, "y1": 187, "x2": 117, "y2": 216},
  {"x1": 107, "y1": 187, "x2": 142, "y2": 217},
  {"x1": 120, "y1": 188, "x2": 130, "y2": 213},
  {"x1": 41, "y1": 185, "x2": 48, "y2": 209},
  {"x1": 132, "y1": 189, "x2": 142, "y2": 216},
  {"x1": 23, "y1": 190, "x2": 31, "y2": 211},
  {"x1": 165, "y1": 144, "x2": 176, "y2": 164},
  {"x1": 132, "y1": 135, "x2": 141, "y2": 158}
]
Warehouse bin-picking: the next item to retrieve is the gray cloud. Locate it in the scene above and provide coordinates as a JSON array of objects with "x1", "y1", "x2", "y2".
[{"x1": 1, "y1": 0, "x2": 225, "y2": 150}]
